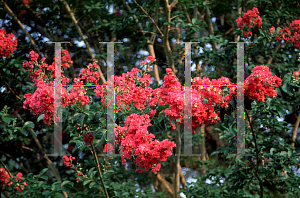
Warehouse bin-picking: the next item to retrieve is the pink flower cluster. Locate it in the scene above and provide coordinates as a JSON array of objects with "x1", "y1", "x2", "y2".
[
  {"x1": 140, "y1": 56, "x2": 156, "y2": 70},
  {"x1": 158, "y1": 68, "x2": 236, "y2": 132},
  {"x1": 62, "y1": 156, "x2": 75, "y2": 168},
  {"x1": 95, "y1": 67, "x2": 159, "y2": 114},
  {"x1": 293, "y1": 71, "x2": 300, "y2": 79},
  {"x1": 0, "y1": 28, "x2": 18, "y2": 58},
  {"x1": 114, "y1": 114, "x2": 176, "y2": 173},
  {"x1": 236, "y1": 7, "x2": 262, "y2": 38},
  {"x1": 103, "y1": 143, "x2": 114, "y2": 153},
  {"x1": 245, "y1": 65, "x2": 282, "y2": 102},
  {"x1": 273, "y1": 20, "x2": 300, "y2": 49},
  {"x1": 23, "y1": 51, "x2": 92, "y2": 125},
  {"x1": 0, "y1": 168, "x2": 10, "y2": 188},
  {"x1": 0, "y1": 168, "x2": 27, "y2": 192}
]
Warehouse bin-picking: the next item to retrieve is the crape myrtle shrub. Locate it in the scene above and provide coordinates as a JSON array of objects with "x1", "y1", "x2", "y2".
[{"x1": 0, "y1": 0, "x2": 300, "y2": 197}]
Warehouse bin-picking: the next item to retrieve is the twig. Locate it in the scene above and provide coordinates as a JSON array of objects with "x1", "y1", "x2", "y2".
[
  {"x1": 91, "y1": 143, "x2": 110, "y2": 198},
  {"x1": 163, "y1": 0, "x2": 178, "y2": 74},
  {"x1": 14, "y1": 112, "x2": 69, "y2": 198},
  {"x1": 291, "y1": 115, "x2": 300, "y2": 149},
  {"x1": 0, "y1": 159, "x2": 13, "y2": 178},
  {"x1": 132, "y1": 0, "x2": 163, "y2": 37},
  {"x1": 59, "y1": 0, "x2": 106, "y2": 84},
  {"x1": 0, "y1": 151, "x2": 28, "y2": 174},
  {"x1": 174, "y1": 123, "x2": 181, "y2": 198},
  {"x1": 245, "y1": 110, "x2": 263, "y2": 198},
  {"x1": 2, "y1": 0, "x2": 41, "y2": 56}
]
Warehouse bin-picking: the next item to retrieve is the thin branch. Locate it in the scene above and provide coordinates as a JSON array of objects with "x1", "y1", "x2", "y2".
[
  {"x1": 2, "y1": 1, "x2": 41, "y2": 56},
  {"x1": 132, "y1": 0, "x2": 164, "y2": 37},
  {"x1": 0, "y1": 151, "x2": 28, "y2": 174},
  {"x1": 91, "y1": 143, "x2": 109, "y2": 198},
  {"x1": 0, "y1": 75, "x2": 21, "y2": 100},
  {"x1": 174, "y1": 123, "x2": 181, "y2": 198},
  {"x1": 0, "y1": 159, "x2": 13, "y2": 178},
  {"x1": 245, "y1": 110, "x2": 263, "y2": 198},
  {"x1": 123, "y1": 0, "x2": 160, "y2": 82},
  {"x1": 14, "y1": 112, "x2": 69, "y2": 198},
  {"x1": 59, "y1": 0, "x2": 106, "y2": 84},
  {"x1": 291, "y1": 115, "x2": 300, "y2": 149},
  {"x1": 163, "y1": 0, "x2": 178, "y2": 74}
]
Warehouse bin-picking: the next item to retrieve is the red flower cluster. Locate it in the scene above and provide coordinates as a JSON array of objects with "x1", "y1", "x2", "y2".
[
  {"x1": 269, "y1": 26, "x2": 275, "y2": 35},
  {"x1": 14, "y1": 173, "x2": 27, "y2": 192},
  {"x1": 19, "y1": 0, "x2": 31, "y2": 17},
  {"x1": 83, "y1": 133, "x2": 94, "y2": 145},
  {"x1": 114, "y1": 114, "x2": 176, "y2": 173},
  {"x1": 293, "y1": 71, "x2": 300, "y2": 79},
  {"x1": 103, "y1": 143, "x2": 114, "y2": 153},
  {"x1": 62, "y1": 156, "x2": 75, "y2": 168},
  {"x1": 245, "y1": 65, "x2": 282, "y2": 102},
  {"x1": 0, "y1": 28, "x2": 18, "y2": 58},
  {"x1": 274, "y1": 20, "x2": 300, "y2": 49},
  {"x1": 158, "y1": 68, "x2": 236, "y2": 132},
  {"x1": 236, "y1": 7, "x2": 262, "y2": 38},
  {"x1": 0, "y1": 168, "x2": 10, "y2": 188},
  {"x1": 95, "y1": 57, "x2": 159, "y2": 114},
  {"x1": 23, "y1": 50, "x2": 92, "y2": 125},
  {"x1": 0, "y1": 168, "x2": 27, "y2": 192}
]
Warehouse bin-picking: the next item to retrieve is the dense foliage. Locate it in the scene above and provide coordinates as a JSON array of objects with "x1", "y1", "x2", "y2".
[{"x1": 1, "y1": 0, "x2": 300, "y2": 197}]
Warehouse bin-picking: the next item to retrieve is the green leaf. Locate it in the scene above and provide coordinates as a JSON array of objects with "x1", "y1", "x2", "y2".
[
  {"x1": 21, "y1": 128, "x2": 29, "y2": 136},
  {"x1": 270, "y1": 148, "x2": 276, "y2": 155},
  {"x1": 61, "y1": 181, "x2": 72, "y2": 187},
  {"x1": 23, "y1": 121, "x2": 34, "y2": 129},
  {"x1": 54, "y1": 192, "x2": 65, "y2": 198},
  {"x1": 88, "y1": 167, "x2": 96, "y2": 177},
  {"x1": 40, "y1": 175, "x2": 48, "y2": 180},
  {"x1": 280, "y1": 151, "x2": 287, "y2": 156},
  {"x1": 39, "y1": 168, "x2": 49, "y2": 176},
  {"x1": 83, "y1": 180, "x2": 92, "y2": 186},
  {"x1": 37, "y1": 114, "x2": 45, "y2": 122},
  {"x1": 158, "y1": 113, "x2": 164, "y2": 122},
  {"x1": 89, "y1": 181, "x2": 96, "y2": 189},
  {"x1": 282, "y1": 83, "x2": 288, "y2": 93},
  {"x1": 192, "y1": 18, "x2": 197, "y2": 25}
]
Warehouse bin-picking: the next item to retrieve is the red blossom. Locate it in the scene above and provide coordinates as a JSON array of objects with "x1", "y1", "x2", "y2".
[
  {"x1": 0, "y1": 28, "x2": 18, "y2": 58},
  {"x1": 62, "y1": 155, "x2": 75, "y2": 168},
  {"x1": 236, "y1": 7, "x2": 262, "y2": 38},
  {"x1": 245, "y1": 65, "x2": 282, "y2": 102},
  {"x1": 293, "y1": 71, "x2": 300, "y2": 79},
  {"x1": 83, "y1": 133, "x2": 94, "y2": 145}
]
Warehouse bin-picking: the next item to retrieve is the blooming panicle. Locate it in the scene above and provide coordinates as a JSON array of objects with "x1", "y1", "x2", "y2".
[
  {"x1": 245, "y1": 65, "x2": 282, "y2": 102},
  {"x1": 273, "y1": 20, "x2": 300, "y2": 49},
  {"x1": 159, "y1": 68, "x2": 236, "y2": 131},
  {"x1": 269, "y1": 26, "x2": 275, "y2": 35},
  {"x1": 293, "y1": 71, "x2": 300, "y2": 79},
  {"x1": 0, "y1": 28, "x2": 18, "y2": 58},
  {"x1": 0, "y1": 168, "x2": 27, "y2": 192},
  {"x1": 62, "y1": 155, "x2": 75, "y2": 168},
  {"x1": 114, "y1": 114, "x2": 176, "y2": 173},
  {"x1": 103, "y1": 143, "x2": 114, "y2": 153},
  {"x1": 236, "y1": 7, "x2": 262, "y2": 38},
  {"x1": 94, "y1": 67, "x2": 158, "y2": 113},
  {"x1": 22, "y1": 50, "x2": 92, "y2": 125}
]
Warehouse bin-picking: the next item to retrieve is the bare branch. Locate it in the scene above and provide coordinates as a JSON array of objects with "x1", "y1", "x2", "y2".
[
  {"x1": 59, "y1": 0, "x2": 106, "y2": 84},
  {"x1": 2, "y1": 1, "x2": 41, "y2": 55}
]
